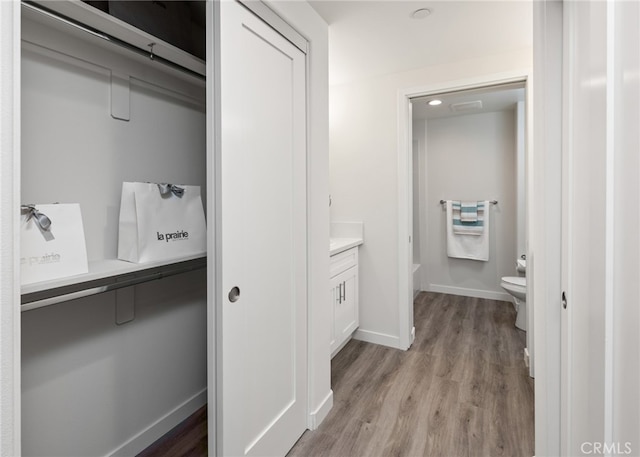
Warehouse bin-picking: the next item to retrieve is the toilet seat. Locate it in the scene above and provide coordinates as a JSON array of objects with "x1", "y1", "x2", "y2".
[
  {"x1": 502, "y1": 276, "x2": 525, "y2": 287},
  {"x1": 500, "y1": 276, "x2": 526, "y2": 301}
]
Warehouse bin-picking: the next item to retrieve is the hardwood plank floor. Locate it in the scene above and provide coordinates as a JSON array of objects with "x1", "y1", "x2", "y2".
[
  {"x1": 139, "y1": 292, "x2": 534, "y2": 457},
  {"x1": 137, "y1": 406, "x2": 207, "y2": 457},
  {"x1": 287, "y1": 292, "x2": 534, "y2": 457}
]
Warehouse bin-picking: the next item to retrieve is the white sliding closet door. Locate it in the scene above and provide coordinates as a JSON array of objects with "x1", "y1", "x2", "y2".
[{"x1": 219, "y1": 1, "x2": 307, "y2": 456}]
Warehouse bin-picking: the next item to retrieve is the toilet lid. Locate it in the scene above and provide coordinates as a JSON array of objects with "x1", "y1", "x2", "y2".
[{"x1": 502, "y1": 276, "x2": 526, "y2": 287}]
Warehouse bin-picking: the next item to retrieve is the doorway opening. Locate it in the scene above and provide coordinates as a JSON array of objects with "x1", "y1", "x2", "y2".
[{"x1": 397, "y1": 74, "x2": 534, "y2": 374}]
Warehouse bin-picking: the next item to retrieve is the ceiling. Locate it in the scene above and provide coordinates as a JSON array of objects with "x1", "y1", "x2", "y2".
[
  {"x1": 411, "y1": 83, "x2": 525, "y2": 120},
  {"x1": 308, "y1": 1, "x2": 533, "y2": 86}
]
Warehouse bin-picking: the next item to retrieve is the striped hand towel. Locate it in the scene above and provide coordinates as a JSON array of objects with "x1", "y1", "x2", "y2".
[
  {"x1": 452, "y1": 200, "x2": 485, "y2": 235},
  {"x1": 460, "y1": 201, "x2": 478, "y2": 222}
]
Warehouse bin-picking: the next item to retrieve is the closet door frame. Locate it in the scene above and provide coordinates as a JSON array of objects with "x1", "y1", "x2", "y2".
[
  {"x1": 0, "y1": 1, "x2": 22, "y2": 455},
  {"x1": 397, "y1": 71, "x2": 534, "y2": 355}
]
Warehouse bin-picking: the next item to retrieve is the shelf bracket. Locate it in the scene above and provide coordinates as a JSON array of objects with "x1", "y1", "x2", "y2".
[
  {"x1": 115, "y1": 279, "x2": 135, "y2": 325},
  {"x1": 110, "y1": 71, "x2": 130, "y2": 121}
]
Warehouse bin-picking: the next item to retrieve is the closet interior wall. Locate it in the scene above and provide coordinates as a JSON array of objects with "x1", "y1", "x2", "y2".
[{"x1": 21, "y1": 10, "x2": 207, "y2": 457}]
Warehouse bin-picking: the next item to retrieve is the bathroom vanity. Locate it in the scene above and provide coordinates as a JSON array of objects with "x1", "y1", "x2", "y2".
[{"x1": 329, "y1": 235, "x2": 363, "y2": 357}]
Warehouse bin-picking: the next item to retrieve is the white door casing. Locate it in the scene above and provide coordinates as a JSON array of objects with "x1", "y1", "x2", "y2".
[
  {"x1": 397, "y1": 73, "x2": 531, "y2": 355},
  {"x1": 532, "y1": 2, "x2": 563, "y2": 455},
  {"x1": 561, "y1": 0, "x2": 640, "y2": 454},
  {"x1": 219, "y1": 1, "x2": 308, "y2": 456},
  {"x1": 0, "y1": 1, "x2": 22, "y2": 455}
]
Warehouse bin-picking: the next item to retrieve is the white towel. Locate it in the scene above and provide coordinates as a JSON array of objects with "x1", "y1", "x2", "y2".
[{"x1": 446, "y1": 200, "x2": 490, "y2": 261}]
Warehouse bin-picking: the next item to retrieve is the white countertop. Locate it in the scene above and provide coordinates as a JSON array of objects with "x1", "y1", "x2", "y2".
[{"x1": 330, "y1": 237, "x2": 363, "y2": 256}]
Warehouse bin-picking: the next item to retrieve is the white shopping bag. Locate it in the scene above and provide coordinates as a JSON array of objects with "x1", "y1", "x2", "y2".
[
  {"x1": 118, "y1": 182, "x2": 207, "y2": 263},
  {"x1": 20, "y1": 203, "x2": 89, "y2": 285}
]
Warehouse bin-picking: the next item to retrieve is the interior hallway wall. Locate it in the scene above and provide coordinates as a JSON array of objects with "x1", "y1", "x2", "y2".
[{"x1": 418, "y1": 111, "x2": 516, "y2": 300}]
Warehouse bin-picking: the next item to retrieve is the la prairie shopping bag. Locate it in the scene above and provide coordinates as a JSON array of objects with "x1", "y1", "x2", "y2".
[
  {"x1": 117, "y1": 182, "x2": 206, "y2": 263},
  {"x1": 20, "y1": 203, "x2": 89, "y2": 285}
]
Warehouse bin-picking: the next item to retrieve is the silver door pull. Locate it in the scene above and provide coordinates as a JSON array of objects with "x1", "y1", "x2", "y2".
[{"x1": 229, "y1": 286, "x2": 241, "y2": 303}]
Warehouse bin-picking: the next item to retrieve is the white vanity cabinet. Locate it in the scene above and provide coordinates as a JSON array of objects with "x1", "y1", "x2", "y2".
[{"x1": 330, "y1": 246, "x2": 359, "y2": 357}]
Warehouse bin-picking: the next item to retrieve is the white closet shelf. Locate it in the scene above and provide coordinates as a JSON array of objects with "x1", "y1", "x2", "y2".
[
  {"x1": 24, "y1": 0, "x2": 206, "y2": 80},
  {"x1": 21, "y1": 254, "x2": 206, "y2": 312}
]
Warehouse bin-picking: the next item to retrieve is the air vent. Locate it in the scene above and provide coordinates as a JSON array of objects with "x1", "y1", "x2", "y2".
[{"x1": 450, "y1": 100, "x2": 483, "y2": 112}]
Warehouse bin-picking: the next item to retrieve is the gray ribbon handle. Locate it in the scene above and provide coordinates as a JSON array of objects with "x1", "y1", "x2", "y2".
[
  {"x1": 157, "y1": 183, "x2": 185, "y2": 198},
  {"x1": 21, "y1": 204, "x2": 52, "y2": 231}
]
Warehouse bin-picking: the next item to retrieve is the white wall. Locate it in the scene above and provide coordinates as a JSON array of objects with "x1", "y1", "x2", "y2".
[
  {"x1": 417, "y1": 110, "x2": 516, "y2": 300},
  {"x1": 22, "y1": 272, "x2": 207, "y2": 456},
  {"x1": 329, "y1": 49, "x2": 532, "y2": 347},
  {"x1": 20, "y1": 30, "x2": 207, "y2": 262}
]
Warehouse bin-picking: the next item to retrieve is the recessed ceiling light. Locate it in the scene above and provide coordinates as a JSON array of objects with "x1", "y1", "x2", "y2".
[
  {"x1": 411, "y1": 8, "x2": 432, "y2": 19},
  {"x1": 428, "y1": 99, "x2": 442, "y2": 106}
]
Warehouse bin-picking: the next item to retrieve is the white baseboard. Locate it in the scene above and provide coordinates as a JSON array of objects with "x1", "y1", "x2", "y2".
[
  {"x1": 428, "y1": 284, "x2": 512, "y2": 302},
  {"x1": 108, "y1": 388, "x2": 207, "y2": 457},
  {"x1": 308, "y1": 390, "x2": 333, "y2": 430},
  {"x1": 353, "y1": 328, "x2": 402, "y2": 349},
  {"x1": 524, "y1": 347, "x2": 530, "y2": 368}
]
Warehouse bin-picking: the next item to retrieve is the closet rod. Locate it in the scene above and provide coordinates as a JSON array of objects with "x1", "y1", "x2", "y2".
[
  {"x1": 21, "y1": 257, "x2": 206, "y2": 312},
  {"x1": 22, "y1": 1, "x2": 206, "y2": 82},
  {"x1": 439, "y1": 199, "x2": 498, "y2": 205}
]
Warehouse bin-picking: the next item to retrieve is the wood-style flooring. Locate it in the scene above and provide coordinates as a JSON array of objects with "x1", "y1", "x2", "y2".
[
  {"x1": 287, "y1": 292, "x2": 534, "y2": 457},
  {"x1": 137, "y1": 406, "x2": 207, "y2": 457},
  {"x1": 139, "y1": 292, "x2": 534, "y2": 457}
]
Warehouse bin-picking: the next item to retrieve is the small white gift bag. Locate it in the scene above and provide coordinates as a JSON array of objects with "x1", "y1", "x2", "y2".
[
  {"x1": 20, "y1": 203, "x2": 89, "y2": 285},
  {"x1": 117, "y1": 182, "x2": 207, "y2": 263}
]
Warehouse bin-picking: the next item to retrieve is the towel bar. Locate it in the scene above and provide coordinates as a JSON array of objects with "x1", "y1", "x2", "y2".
[{"x1": 439, "y1": 199, "x2": 498, "y2": 205}]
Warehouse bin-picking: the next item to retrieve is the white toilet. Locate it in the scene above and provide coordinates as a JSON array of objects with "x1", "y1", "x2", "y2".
[{"x1": 501, "y1": 259, "x2": 527, "y2": 331}]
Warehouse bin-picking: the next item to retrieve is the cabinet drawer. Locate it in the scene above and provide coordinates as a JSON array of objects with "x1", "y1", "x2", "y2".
[{"x1": 330, "y1": 247, "x2": 358, "y2": 278}]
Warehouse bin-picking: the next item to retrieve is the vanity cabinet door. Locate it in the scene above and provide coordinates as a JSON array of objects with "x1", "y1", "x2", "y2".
[
  {"x1": 329, "y1": 245, "x2": 359, "y2": 359},
  {"x1": 329, "y1": 275, "x2": 341, "y2": 353},
  {"x1": 333, "y1": 266, "x2": 359, "y2": 350}
]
